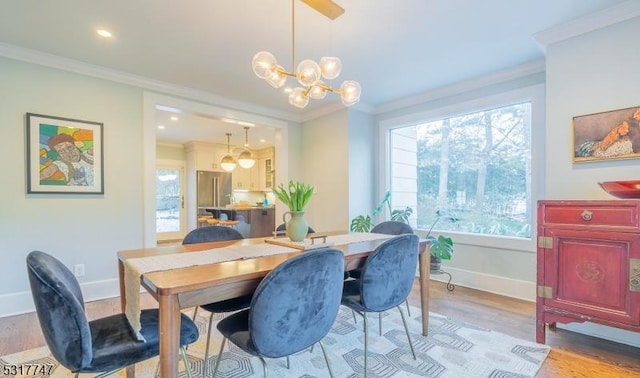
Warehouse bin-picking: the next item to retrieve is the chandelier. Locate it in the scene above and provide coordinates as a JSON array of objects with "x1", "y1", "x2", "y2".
[
  {"x1": 220, "y1": 133, "x2": 236, "y2": 172},
  {"x1": 238, "y1": 126, "x2": 255, "y2": 169},
  {"x1": 251, "y1": 0, "x2": 361, "y2": 109}
]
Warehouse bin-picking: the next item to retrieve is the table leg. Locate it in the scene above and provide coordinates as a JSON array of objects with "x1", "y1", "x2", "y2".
[
  {"x1": 158, "y1": 294, "x2": 181, "y2": 378},
  {"x1": 418, "y1": 248, "x2": 430, "y2": 336},
  {"x1": 118, "y1": 260, "x2": 136, "y2": 378}
]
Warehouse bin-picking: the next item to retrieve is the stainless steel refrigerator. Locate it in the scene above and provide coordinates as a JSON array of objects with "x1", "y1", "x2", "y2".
[{"x1": 196, "y1": 171, "x2": 232, "y2": 212}]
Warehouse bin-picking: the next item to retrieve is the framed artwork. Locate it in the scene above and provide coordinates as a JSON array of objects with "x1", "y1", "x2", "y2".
[
  {"x1": 26, "y1": 113, "x2": 104, "y2": 194},
  {"x1": 573, "y1": 105, "x2": 640, "y2": 163}
]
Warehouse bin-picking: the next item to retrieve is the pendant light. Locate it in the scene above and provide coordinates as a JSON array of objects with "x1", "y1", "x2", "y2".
[
  {"x1": 220, "y1": 133, "x2": 236, "y2": 172},
  {"x1": 238, "y1": 126, "x2": 255, "y2": 169}
]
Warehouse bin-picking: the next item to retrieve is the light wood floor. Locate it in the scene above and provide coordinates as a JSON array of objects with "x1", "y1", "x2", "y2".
[{"x1": 2, "y1": 280, "x2": 639, "y2": 377}]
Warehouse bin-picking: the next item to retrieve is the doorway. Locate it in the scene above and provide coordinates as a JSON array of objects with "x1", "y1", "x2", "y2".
[{"x1": 156, "y1": 163, "x2": 186, "y2": 241}]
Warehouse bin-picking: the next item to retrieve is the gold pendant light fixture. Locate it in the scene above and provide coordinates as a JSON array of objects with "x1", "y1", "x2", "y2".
[
  {"x1": 251, "y1": 0, "x2": 361, "y2": 109},
  {"x1": 238, "y1": 126, "x2": 255, "y2": 169},
  {"x1": 220, "y1": 133, "x2": 236, "y2": 172}
]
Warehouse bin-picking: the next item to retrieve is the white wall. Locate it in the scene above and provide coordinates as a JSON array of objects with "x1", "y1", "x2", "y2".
[
  {"x1": 348, "y1": 110, "x2": 376, "y2": 222},
  {"x1": 545, "y1": 17, "x2": 640, "y2": 198},
  {"x1": 0, "y1": 58, "x2": 144, "y2": 313},
  {"x1": 301, "y1": 110, "x2": 350, "y2": 232}
]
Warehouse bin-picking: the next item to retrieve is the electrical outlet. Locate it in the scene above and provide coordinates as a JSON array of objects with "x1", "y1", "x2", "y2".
[{"x1": 74, "y1": 264, "x2": 85, "y2": 277}]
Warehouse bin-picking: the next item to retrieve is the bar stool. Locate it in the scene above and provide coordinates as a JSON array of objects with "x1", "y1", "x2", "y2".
[{"x1": 218, "y1": 219, "x2": 239, "y2": 229}]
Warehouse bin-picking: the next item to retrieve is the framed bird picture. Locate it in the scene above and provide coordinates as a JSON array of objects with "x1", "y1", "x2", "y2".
[{"x1": 573, "y1": 105, "x2": 640, "y2": 163}]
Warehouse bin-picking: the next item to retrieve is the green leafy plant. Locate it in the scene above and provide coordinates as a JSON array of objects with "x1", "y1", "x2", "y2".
[
  {"x1": 350, "y1": 214, "x2": 374, "y2": 232},
  {"x1": 350, "y1": 191, "x2": 413, "y2": 232},
  {"x1": 272, "y1": 180, "x2": 314, "y2": 211},
  {"x1": 425, "y1": 210, "x2": 458, "y2": 260}
]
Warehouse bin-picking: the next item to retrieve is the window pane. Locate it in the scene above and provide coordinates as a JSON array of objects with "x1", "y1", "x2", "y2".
[
  {"x1": 391, "y1": 102, "x2": 532, "y2": 238},
  {"x1": 156, "y1": 168, "x2": 181, "y2": 233}
]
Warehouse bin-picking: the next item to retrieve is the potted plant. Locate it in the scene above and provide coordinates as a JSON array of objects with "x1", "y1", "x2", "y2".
[
  {"x1": 425, "y1": 210, "x2": 457, "y2": 272},
  {"x1": 272, "y1": 180, "x2": 314, "y2": 242},
  {"x1": 350, "y1": 191, "x2": 413, "y2": 232}
]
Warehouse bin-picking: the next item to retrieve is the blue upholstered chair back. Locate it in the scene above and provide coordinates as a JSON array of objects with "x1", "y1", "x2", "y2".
[
  {"x1": 182, "y1": 225, "x2": 243, "y2": 244},
  {"x1": 371, "y1": 221, "x2": 413, "y2": 235},
  {"x1": 249, "y1": 248, "x2": 344, "y2": 358},
  {"x1": 26, "y1": 250, "x2": 92, "y2": 371},
  {"x1": 360, "y1": 234, "x2": 419, "y2": 312}
]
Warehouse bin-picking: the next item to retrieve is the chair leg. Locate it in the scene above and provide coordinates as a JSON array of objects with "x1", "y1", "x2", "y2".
[
  {"x1": 211, "y1": 337, "x2": 226, "y2": 378},
  {"x1": 379, "y1": 312, "x2": 382, "y2": 336},
  {"x1": 259, "y1": 356, "x2": 268, "y2": 377},
  {"x1": 363, "y1": 312, "x2": 369, "y2": 378},
  {"x1": 286, "y1": 356, "x2": 290, "y2": 369},
  {"x1": 397, "y1": 306, "x2": 416, "y2": 360},
  {"x1": 352, "y1": 309, "x2": 357, "y2": 323},
  {"x1": 180, "y1": 346, "x2": 194, "y2": 378},
  {"x1": 186, "y1": 306, "x2": 199, "y2": 351},
  {"x1": 318, "y1": 340, "x2": 335, "y2": 378},
  {"x1": 405, "y1": 299, "x2": 411, "y2": 316},
  {"x1": 203, "y1": 312, "x2": 215, "y2": 377}
]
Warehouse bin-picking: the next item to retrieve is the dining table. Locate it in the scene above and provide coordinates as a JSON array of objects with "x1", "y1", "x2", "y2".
[{"x1": 117, "y1": 231, "x2": 430, "y2": 378}]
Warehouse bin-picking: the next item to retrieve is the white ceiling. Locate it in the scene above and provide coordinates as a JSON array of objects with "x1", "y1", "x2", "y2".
[{"x1": 0, "y1": 0, "x2": 631, "y2": 147}]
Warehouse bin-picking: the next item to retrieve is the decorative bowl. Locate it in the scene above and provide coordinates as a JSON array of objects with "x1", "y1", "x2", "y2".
[{"x1": 598, "y1": 180, "x2": 640, "y2": 199}]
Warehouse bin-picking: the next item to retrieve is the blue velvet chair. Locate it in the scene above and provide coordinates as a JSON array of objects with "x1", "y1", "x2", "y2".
[
  {"x1": 348, "y1": 220, "x2": 414, "y2": 324},
  {"x1": 341, "y1": 234, "x2": 419, "y2": 378},
  {"x1": 182, "y1": 225, "x2": 244, "y2": 245},
  {"x1": 26, "y1": 250, "x2": 198, "y2": 378},
  {"x1": 181, "y1": 226, "x2": 253, "y2": 373},
  {"x1": 211, "y1": 248, "x2": 345, "y2": 378}
]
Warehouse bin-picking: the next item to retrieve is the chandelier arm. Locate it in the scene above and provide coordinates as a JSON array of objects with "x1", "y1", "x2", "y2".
[{"x1": 315, "y1": 81, "x2": 340, "y2": 94}]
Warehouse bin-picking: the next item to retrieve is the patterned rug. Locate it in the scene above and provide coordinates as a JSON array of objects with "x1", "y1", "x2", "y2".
[{"x1": 0, "y1": 306, "x2": 549, "y2": 377}]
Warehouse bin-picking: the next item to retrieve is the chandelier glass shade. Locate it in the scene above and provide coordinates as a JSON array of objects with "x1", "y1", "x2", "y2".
[
  {"x1": 251, "y1": 0, "x2": 361, "y2": 109},
  {"x1": 238, "y1": 126, "x2": 255, "y2": 169},
  {"x1": 220, "y1": 133, "x2": 236, "y2": 172}
]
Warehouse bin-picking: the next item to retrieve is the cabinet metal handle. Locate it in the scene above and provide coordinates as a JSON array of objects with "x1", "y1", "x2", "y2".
[{"x1": 581, "y1": 210, "x2": 593, "y2": 221}]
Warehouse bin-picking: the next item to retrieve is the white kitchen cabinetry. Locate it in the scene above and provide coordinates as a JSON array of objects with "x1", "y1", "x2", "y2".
[
  {"x1": 185, "y1": 141, "x2": 227, "y2": 172},
  {"x1": 232, "y1": 165, "x2": 258, "y2": 190}
]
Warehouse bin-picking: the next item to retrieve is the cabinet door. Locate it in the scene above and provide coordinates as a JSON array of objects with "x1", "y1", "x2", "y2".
[
  {"x1": 232, "y1": 167, "x2": 250, "y2": 190},
  {"x1": 539, "y1": 228, "x2": 640, "y2": 325},
  {"x1": 258, "y1": 157, "x2": 273, "y2": 190}
]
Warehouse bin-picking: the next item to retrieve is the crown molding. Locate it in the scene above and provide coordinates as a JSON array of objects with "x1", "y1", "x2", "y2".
[
  {"x1": 374, "y1": 59, "x2": 546, "y2": 115},
  {"x1": 0, "y1": 43, "x2": 304, "y2": 123},
  {"x1": 533, "y1": 0, "x2": 640, "y2": 51}
]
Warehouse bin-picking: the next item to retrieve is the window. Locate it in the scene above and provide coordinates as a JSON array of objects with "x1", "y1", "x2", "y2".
[{"x1": 385, "y1": 85, "x2": 542, "y2": 242}]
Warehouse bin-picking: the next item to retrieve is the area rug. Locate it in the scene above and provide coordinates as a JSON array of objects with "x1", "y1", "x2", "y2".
[{"x1": 0, "y1": 306, "x2": 550, "y2": 377}]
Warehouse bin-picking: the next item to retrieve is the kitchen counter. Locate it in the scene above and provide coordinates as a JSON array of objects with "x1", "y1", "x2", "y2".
[{"x1": 198, "y1": 206, "x2": 275, "y2": 238}]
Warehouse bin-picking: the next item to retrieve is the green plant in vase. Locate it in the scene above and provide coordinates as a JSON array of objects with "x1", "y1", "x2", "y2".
[
  {"x1": 425, "y1": 210, "x2": 458, "y2": 271},
  {"x1": 272, "y1": 180, "x2": 314, "y2": 242}
]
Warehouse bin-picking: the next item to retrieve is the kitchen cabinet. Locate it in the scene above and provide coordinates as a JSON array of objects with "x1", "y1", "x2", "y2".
[
  {"x1": 233, "y1": 147, "x2": 274, "y2": 191},
  {"x1": 232, "y1": 165, "x2": 258, "y2": 190},
  {"x1": 185, "y1": 141, "x2": 227, "y2": 172},
  {"x1": 536, "y1": 200, "x2": 640, "y2": 344},
  {"x1": 258, "y1": 157, "x2": 274, "y2": 190}
]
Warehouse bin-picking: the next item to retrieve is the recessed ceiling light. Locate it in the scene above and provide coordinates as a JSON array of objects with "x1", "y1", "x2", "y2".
[
  {"x1": 259, "y1": 139, "x2": 266, "y2": 143},
  {"x1": 237, "y1": 121, "x2": 255, "y2": 127},
  {"x1": 158, "y1": 125, "x2": 165, "y2": 129},
  {"x1": 284, "y1": 87, "x2": 293, "y2": 93},
  {"x1": 170, "y1": 116, "x2": 179, "y2": 121},
  {"x1": 96, "y1": 29, "x2": 112, "y2": 38}
]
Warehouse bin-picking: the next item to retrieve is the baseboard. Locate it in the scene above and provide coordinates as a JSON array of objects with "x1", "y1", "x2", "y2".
[
  {"x1": 1, "y1": 278, "x2": 122, "y2": 317},
  {"x1": 428, "y1": 266, "x2": 537, "y2": 302}
]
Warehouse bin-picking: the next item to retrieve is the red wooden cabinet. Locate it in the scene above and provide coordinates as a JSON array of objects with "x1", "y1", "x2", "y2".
[{"x1": 536, "y1": 200, "x2": 640, "y2": 343}]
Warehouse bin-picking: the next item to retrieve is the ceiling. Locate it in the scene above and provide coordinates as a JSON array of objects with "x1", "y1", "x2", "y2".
[{"x1": 0, "y1": 0, "x2": 630, "y2": 147}]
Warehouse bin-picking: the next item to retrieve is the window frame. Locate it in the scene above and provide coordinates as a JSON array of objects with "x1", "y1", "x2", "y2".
[{"x1": 379, "y1": 84, "x2": 545, "y2": 253}]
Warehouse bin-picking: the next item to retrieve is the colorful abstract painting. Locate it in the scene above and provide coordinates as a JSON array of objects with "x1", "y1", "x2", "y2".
[{"x1": 27, "y1": 113, "x2": 103, "y2": 194}]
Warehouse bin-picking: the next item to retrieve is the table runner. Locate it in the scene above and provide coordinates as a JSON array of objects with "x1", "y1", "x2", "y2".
[{"x1": 123, "y1": 232, "x2": 394, "y2": 339}]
